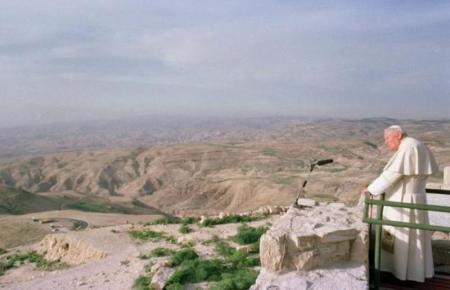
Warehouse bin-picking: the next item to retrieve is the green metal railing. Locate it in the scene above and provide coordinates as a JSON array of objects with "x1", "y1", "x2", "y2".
[{"x1": 363, "y1": 192, "x2": 450, "y2": 290}]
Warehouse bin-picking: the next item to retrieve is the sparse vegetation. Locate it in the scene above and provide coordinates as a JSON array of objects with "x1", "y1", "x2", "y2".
[
  {"x1": 71, "y1": 220, "x2": 87, "y2": 231},
  {"x1": 132, "y1": 275, "x2": 152, "y2": 290},
  {"x1": 146, "y1": 216, "x2": 181, "y2": 225},
  {"x1": 151, "y1": 247, "x2": 175, "y2": 257},
  {"x1": 211, "y1": 269, "x2": 258, "y2": 290},
  {"x1": 179, "y1": 224, "x2": 192, "y2": 234},
  {"x1": 0, "y1": 186, "x2": 161, "y2": 215},
  {"x1": 261, "y1": 147, "x2": 278, "y2": 157},
  {"x1": 0, "y1": 248, "x2": 6, "y2": 255},
  {"x1": 0, "y1": 251, "x2": 68, "y2": 276},
  {"x1": 181, "y1": 216, "x2": 200, "y2": 225},
  {"x1": 180, "y1": 240, "x2": 196, "y2": 248},
  {"x1": 170, "y1": 248, "x2": 199, "y2": 267},
  {"x1": 146, "y1": 215, "x2": 200, "y2": 226},
  {"x1": 233, "y1": 224, "x2": 267, "y2": 245},
  {"x1": 66, "y1": 200, "x2": 111, "y2": 213},
  {"x1": 214, "y1": 240, "x2": 235, "y2": 257},
  {"x1": 214, "y1": 241, "x2": 260, "y2": 268},
  {"x1": 165, "y1": 283, "x2": 184, "y2": 290},
  {"x1": 272, "y1": 175, "x2": 297, "y2": 185},
  {"x1": 201, "y1": 214, "x2": 263, "y2": 227},
  {"x1": 128, "y1": 229, "x2": 176, "y2": 243},
  {"x1": 202, "y1": 234, "x2": 221, "y2": 245},
  {"x1": 164, "y1": 238, "x2": 261, "y2": 289},
  {"x1": 168, "y1": 258, "x2": 226, "y2": 285}
]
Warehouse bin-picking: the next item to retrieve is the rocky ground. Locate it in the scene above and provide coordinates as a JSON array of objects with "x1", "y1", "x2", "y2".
[
  {"x1": 1, "y1": 118, "x2": 449, "y2": 289},
  {"x1": 0, "y1": 211, "x2": 280, "y2": 290},
  {"x1": 0, "y1": 210, "x2": 162, "y2": 249}
]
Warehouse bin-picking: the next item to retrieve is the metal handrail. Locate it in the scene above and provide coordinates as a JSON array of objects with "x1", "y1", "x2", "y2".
[{"x1": 362, "y1": 192, "x2": 450, "y2": 290}]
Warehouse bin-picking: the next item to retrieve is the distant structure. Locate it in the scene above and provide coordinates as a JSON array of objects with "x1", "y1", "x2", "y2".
[
  {"x1": 427, "y1": 166, "x2": 450, "y2": 228},
  {"x1": 444, "y1": 166, "x2": 450, "y2": 186}
]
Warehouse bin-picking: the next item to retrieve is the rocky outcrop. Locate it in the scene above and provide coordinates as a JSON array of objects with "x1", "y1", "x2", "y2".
[
  {"x1": 253, "y1": 199, "x2": 369, "y2": 289},
  {"x1": 151, "y1": 267, "x2": 175, "y2": 290},
  {"x1": 36, "y1": 234, "x2": 107, "y2": 265}
]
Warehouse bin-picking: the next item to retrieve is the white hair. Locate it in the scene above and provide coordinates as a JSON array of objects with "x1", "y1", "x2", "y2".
[{"x1": 385, "y1": 125, "x2": 407, "y2": 136}]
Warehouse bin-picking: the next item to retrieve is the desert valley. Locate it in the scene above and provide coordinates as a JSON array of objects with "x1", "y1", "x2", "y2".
[{"x1": 1, "y1": 117, "x2": 449, "y2": 289}]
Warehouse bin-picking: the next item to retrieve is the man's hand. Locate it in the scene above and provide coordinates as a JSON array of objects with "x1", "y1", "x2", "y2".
[
  {"x1": 357, "y1": 188, "x2": 371, "y2": 207},
  {"x1": 361, "y1": 187, "x2": 371, "y2": 197}
]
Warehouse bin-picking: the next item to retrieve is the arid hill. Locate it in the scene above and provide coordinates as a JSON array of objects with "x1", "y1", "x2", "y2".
[{"x1": 0, "y1": 118, "x2": 449, "y2": 215}]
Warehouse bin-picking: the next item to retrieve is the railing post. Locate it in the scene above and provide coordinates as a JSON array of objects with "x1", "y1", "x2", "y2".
[
  {"x1": 363, "y1": 190, "x2": 450, "y2": 289},
  {"x1": 373, "y1": 194, "x2": 384, "y2": 290}
]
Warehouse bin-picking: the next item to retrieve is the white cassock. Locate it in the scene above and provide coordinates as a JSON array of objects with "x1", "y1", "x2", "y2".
[{"x1": 367, "y1": 136, "x2": 439, "y2": 282}]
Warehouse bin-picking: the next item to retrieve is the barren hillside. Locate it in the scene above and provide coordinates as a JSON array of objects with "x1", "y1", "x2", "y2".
[{"x1": 1, "y1": 119, "x2": 448, "y2": 215}]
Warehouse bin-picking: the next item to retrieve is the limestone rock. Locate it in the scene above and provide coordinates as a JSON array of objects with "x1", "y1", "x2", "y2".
[
  {"x1": 296, "y1": 198, "x2": 317, "y2": 207},
  {"x1": 251, "y1": 266, "x2": 367, "y2": 290},
  {"x1": 151, "y1": 267, "x2": 175, "y2": 290},
  {"x1": 150, "y1": 259, "x2": 171, "y2": 274},
  {"x1": 328, "y1": 202, "x2": 346, "y2": 208},
  {"x1": 36, "y1": 234, "x2": 107, "y2": 265},
  {"x1": 259, "y1": 231, "x2": 287, "y2": 272},
  {"x1": 236, "y1": 245, "x2": 253, "y2": 254},
  {"x1": 256, "y1": 203, "x2": 369, "y2": 288},
  {"x1": 177, "y1": 235, "x2": 196, "y2": 244},
  {"x1": 256, "y1": 207, "x2": 270, "y2": 215}
]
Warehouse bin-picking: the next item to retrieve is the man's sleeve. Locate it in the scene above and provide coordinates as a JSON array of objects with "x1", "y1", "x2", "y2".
[{"x1": 367, "y1": 170, "x2": 403, "y2": 196}]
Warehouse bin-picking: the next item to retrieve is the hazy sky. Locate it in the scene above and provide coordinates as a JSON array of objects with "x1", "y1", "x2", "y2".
[{"x1": 0, "y1": 1, "x2": 449, "y2": 127}]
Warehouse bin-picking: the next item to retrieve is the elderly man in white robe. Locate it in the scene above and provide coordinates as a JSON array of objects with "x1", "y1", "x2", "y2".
[{"x1": 362, "y1": 125, "x2": 439, "y2": 282}]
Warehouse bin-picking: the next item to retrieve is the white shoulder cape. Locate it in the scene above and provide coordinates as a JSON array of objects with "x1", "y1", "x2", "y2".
[{"x1": 383, "y1": 137, "x2": 439, "y2": 176}]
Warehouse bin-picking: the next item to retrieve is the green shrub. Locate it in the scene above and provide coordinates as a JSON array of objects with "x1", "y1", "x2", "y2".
[
  {"x1": 0, "y1": 252, "x2": 67, "y2": 276},
  {"x1": 233, "y1": 224, "x2": 267, "y2": 245},
  {"x1": 211, "y1": 269, "x2": 258, "y2": 290},
  {"x1": 165, "y1": 283, "x2": 183, "y2": 290},
  {"x1": 167, "y1": 259, "x2": 225, "y2": 286},
  {"x1": 201, "y1": 215, "x2": 262, "y2": 227},
  {"x1": 146, "y1": 216, "x2": 200, "y2": 226},
  {"x1": 214, "y1": 241, "x2": 235, "y2": 258},
  {"x1": 163, "y1": 240, "x2": 262, "y2": 290},
  {"x1": 214, "y1": 240, "x2": 259, "y2": 268},
  {"x1": 128, "y1": 229, "x2": 176, "y2": 243},
  {"x1": 181, "y1": 217, "x2": 200, "y2": 225},
  {"x1": 150, "y1": 247, "x2": 175, "y2": 257},
  {"x1": 229, "y1": 251, "x2": 260, "y2": 268},
  {"x1": 164, "y1": 238, "x2": 262, "y2": 289},
  {"x1": 170, "y1": 248, "x2": 199, "y2": 267},
  {"x1": 178, "y1": 224, "x2": 191, "y2": 234},
  {"x1": 146, "y1": 216, "x2": 181, "y2": 225},
  {"x1": 249, "y1": 242, "x2": 260, "y2": 254},
  {"x1": 132, "y1": 275, "x2": 152, "y2": 290},
  {"x1": 180, "y1": 240, "x2": 196, "y2": 248},
  {"x1": 202, "y1": 235, "x2": 221, "y2": 246}
]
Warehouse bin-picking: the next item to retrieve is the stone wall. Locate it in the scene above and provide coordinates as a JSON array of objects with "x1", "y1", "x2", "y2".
[{"x1": 252, "y1": 200, "x2": 369, "y2": 290}]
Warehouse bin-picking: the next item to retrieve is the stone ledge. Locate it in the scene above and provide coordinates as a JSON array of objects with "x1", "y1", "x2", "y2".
[
  {"x1": 251, "y1": 264, "x2": 367, "y2": 290},
  {"x1": 256, "y1": 202, "x2": 369, "y2": 288}
]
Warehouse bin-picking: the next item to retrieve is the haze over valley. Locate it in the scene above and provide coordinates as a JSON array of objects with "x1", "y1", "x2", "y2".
[
  {"x1": 1, "y1": 1, "x2": 449, "y2": 289},
  {"x1": 1, "y1": 116, "x2": 449, "y2": 217}
]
